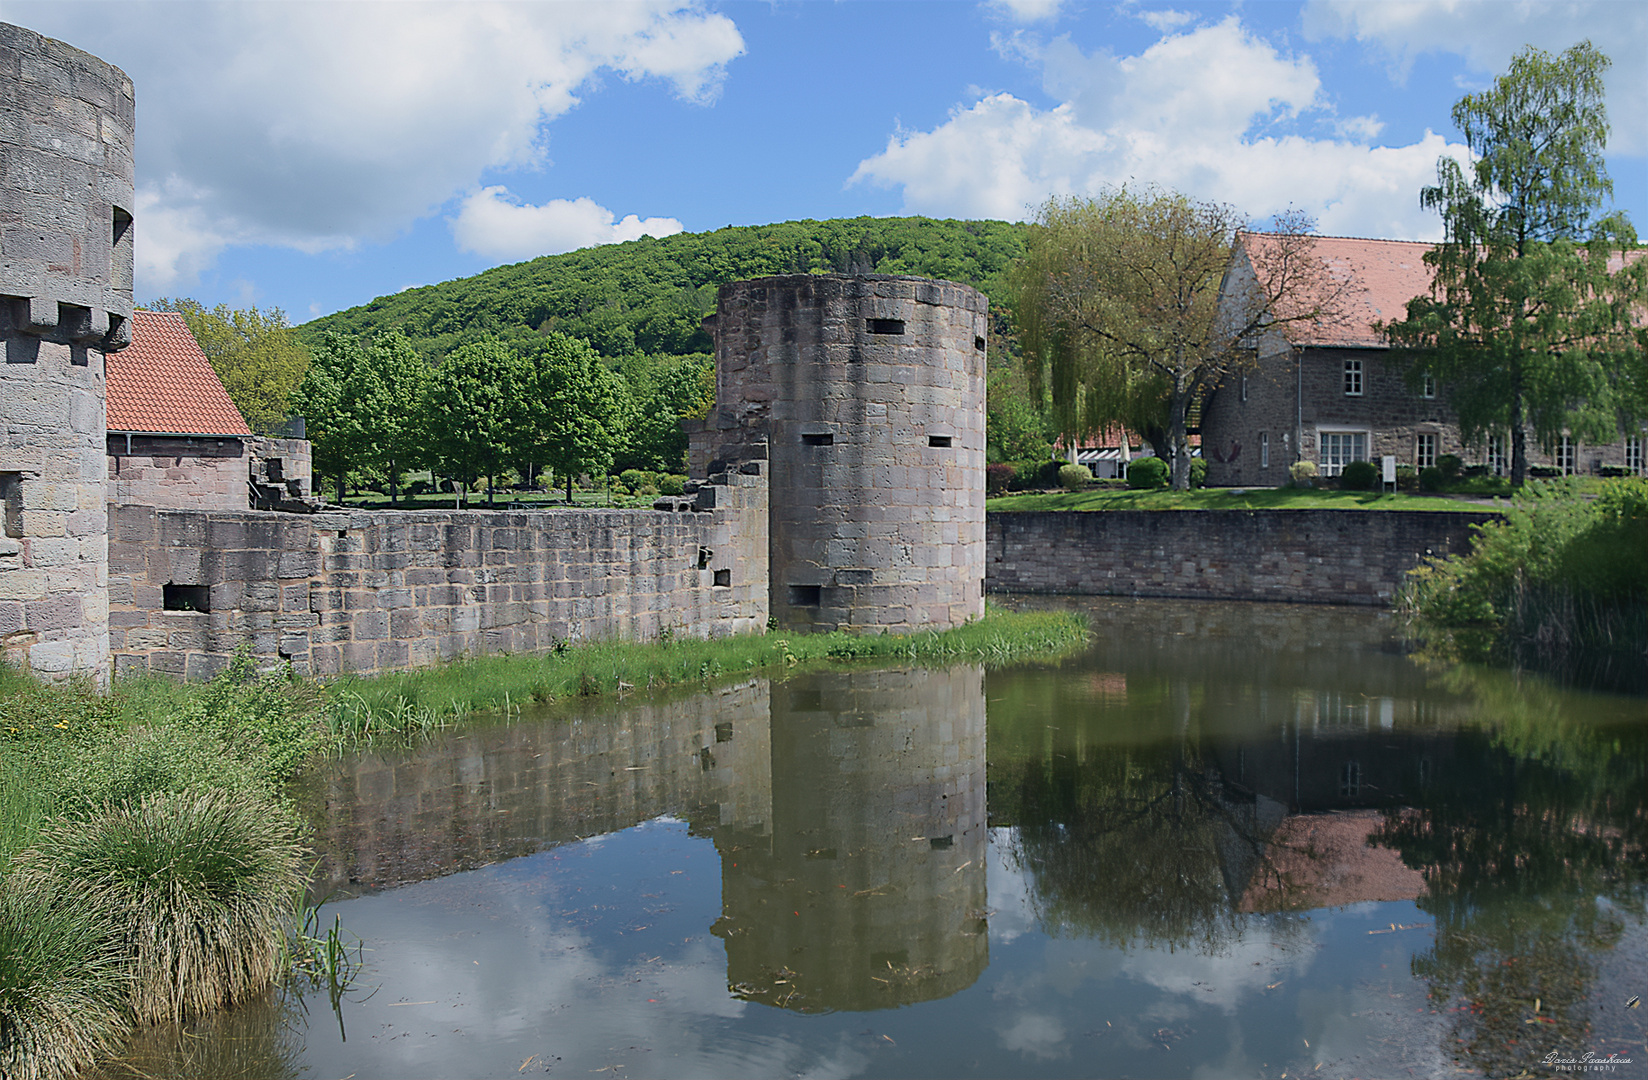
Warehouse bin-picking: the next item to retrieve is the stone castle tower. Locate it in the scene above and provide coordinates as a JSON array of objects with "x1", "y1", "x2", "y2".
[
  {"x1": 0, "y1": 23, "x2": 134, "y2": 681},
  {"x1": 694, "y1": 274, "x2": 988, "y2": 633}
]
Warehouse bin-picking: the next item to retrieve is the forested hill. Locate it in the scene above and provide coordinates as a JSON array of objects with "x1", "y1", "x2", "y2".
[{"x1": 299, "y1": 217, "x2": 1028, "y2": 360}]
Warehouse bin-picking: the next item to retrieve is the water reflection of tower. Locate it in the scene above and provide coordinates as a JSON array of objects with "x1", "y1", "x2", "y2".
[{"x1": 712, "y1": 666, "x2": 988, "y2": 1011}]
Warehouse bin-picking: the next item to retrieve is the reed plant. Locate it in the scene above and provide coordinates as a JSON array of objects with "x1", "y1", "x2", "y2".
[
  {"x1": 10, "y1": 790, "x2": 306, "y2": 1025},
  {"x1": 0, "y1": 882, "x2": 131, "y2": 1080}
]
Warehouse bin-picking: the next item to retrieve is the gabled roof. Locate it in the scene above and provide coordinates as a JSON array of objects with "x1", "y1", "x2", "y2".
[
  {"x1": 107, "y1": 310, "x2": 252, "y2": 436},
  {"x1": 1238, "y1": 234, "x2": 1435, "y2": 350}
]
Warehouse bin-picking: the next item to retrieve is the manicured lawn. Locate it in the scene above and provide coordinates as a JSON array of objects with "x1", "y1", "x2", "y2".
[
  {"x1": 327, "y1": 488, "x2": 666, "y2": 511},
  {"x1": 987, "y1": 485, "x2": 1505, "y2": 512}
]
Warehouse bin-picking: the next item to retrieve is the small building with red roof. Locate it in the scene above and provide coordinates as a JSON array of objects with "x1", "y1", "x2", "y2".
[
  {"x1": 1203, "y1": 235, "x2": 1644, "y2": 487},
  {"x1": 106, "y1": 309, "x2": 253, "y2": 510}
]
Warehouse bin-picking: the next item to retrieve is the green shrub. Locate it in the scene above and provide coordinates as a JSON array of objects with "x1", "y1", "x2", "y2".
[
  {"x1": 1058, "y1": 463, "x2": 1092, "y2": 490},
  {"x1": 1419, "y1": 466, "x2": 1444, "y2": 492},
  {"x1": 1288, "y1": 460, "x2": 1317, "y2": 486},
  {"x1": 657, "y1": 474, "x2": 685, "y2": 496},
  {"x1": 1126, "y1": 457, "x2": 1168, "y2": 489},
  {"x1": 1189, "y1": 457, "x2": 1208, "y2": 488},
  {"x1": 986, "y1": 463, "x2": 1015, "y2": 495},
  {"x1": 1395, "y1": 464, "x2": 1418, "y2": 492},
  {"x1": 1399, "y1": 478, "x2": 1648, "y2": 663},
  {"x1": 12, "y1": 790, "x2": 307, "y2": 1025},
  {"x1": 1438, "y1": 453, "x2": 1463, "y2": 481},
  {"x1": 1340, "y1": 460, "x2": 1380, "y2": 490},
  {"x1": 0, "y1": 882, "x2": 131, "y2": 1080}
]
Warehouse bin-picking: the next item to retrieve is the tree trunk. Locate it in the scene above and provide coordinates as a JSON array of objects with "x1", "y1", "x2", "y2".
[
  {"x1": 336, "y1": 473, "x2": 345, "y2": 505},
  {"x1": 1167, "y1": 385, "x2": 1191, "y2": 490},
  {"x1": 565, "y1": 473, "x2": 573, "y2": 503},
  {"x1": 388, "y1": 459, "x2": 398, "y2": 506},
  {"x1": 487, "y1": 474, "x2": 495, "y2": 507},
  {"x1": 1510, "y1": 370, "x2": 1527, "y2": 486}
]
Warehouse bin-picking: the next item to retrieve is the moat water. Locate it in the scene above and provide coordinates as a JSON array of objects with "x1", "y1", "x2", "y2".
[{"x1": 101, "y1": 600, "x2": 1647, "y2": 1080}]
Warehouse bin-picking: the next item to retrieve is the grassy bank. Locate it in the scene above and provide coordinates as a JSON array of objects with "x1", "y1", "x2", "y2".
[
  {"x1": 987, "y1": 485, "x2": 1501, "y2": 512},
  {"x1": 0, "y1": 608, "x2": 1085, "y2": 1080},
  {"x1": 1399, "y1": 478, "x2": 1648, "y2": 688}
]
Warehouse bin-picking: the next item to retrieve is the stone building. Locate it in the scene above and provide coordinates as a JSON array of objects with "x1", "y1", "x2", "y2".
[
  {"x1": 1203, "y1": 234, "x2": 1646, "y2": 485},
  {"x1": 106, "y1": 309, "x2": 255, "y2": 511},
  {"x1": 692, "y1": 274, "x2": 988, "y2": 633},
  {"x1": 1, "y1": 23, "x2": 135, "y2": 680}
]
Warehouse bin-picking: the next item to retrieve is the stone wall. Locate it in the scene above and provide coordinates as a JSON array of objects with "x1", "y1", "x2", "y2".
[
  {"x1": 986, "y1": 508, "x2": 1500, "y2": 606},
  {"x1": 108, "y1": 468, "x2": 768, "y2": 678},
  {"x1": 107, "y1": 434, "x2": 248, "y2": 511}
]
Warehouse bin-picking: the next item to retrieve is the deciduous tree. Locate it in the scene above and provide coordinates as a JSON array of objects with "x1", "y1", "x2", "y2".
[
  {"x1": 1015, "y1": 189, "x2": 1345, "y2": 489},
  {"x1": 1381, "y1": 42, "x2": 1647, "y2": 485},
  {"x1": 420, "y1": 339, "x2": 525, "y2": 505},
  {"x1": 517, "y1": 333, "x2": 631, "y2": 502},
  {"x1": 149, "y1": 299, "x2": 309, "y2": 434},
  {"x1": 292, "y1": 330, "x2": 428, "y2": 504}
]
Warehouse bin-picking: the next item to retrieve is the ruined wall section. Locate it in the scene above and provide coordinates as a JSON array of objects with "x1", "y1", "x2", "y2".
[
  {"x1": 697, "y1": 275, "x2": 987, "y2": 634},
  {"x1": 108, "y1": 468, "x2": 768, "y2": 679},
  {"x1": 0, "y1": 24, "x2": 135, "y2": 679}
]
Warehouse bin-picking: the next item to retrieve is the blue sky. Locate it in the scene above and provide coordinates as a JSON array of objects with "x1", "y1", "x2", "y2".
[{"x1": 11, "y1": 1, "x2": 1646, "y2": 324}]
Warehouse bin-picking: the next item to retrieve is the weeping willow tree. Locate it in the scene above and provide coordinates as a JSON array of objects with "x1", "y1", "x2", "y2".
[{"x1": 1015, "y1": 189, "x2": 1345, "y2": 489}]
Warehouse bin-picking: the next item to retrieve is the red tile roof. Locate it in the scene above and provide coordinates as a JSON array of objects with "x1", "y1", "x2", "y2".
[
  {"x1": 107, "y1": 310, "x2": 252, "y2": 436},
  {"x1": 1239, "y1": 234, "x2": 1436, "y2": 349}
]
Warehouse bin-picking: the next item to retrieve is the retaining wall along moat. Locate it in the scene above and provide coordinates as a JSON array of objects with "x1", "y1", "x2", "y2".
[{"x1": 985, "y1": 508, "x2": 1501, "y2": 606}]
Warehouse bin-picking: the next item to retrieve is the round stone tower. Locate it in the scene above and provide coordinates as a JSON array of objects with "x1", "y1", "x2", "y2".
[
  {"x1": 699, "y1": 274, "x2": 987, "y2": 633},
  {"x1": 0, "y1": 23, "x2": 134, "y2": 680}
]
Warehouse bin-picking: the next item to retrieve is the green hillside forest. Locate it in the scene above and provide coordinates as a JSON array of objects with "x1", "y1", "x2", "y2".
[{"x1": 300, "y1": 217, "x2": 1028, "y2": 361}]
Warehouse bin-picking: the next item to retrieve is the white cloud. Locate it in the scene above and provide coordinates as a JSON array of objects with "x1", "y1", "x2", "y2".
[
  {"x1": 8, "y1": 1, "x2": 743, "y2": 292},
  {"x1": 452, "y1": 187, "x2": 683, "y2": 261},
  {"x1": 851, "y1": 16, "x2": 1469, "y2": 239},
  {"x1": 1302, "y1": 1, "x2": 1648, "y2": 155},
  {"x1": 984, "y1": 0, "x2": 1066, "y2": 24}
]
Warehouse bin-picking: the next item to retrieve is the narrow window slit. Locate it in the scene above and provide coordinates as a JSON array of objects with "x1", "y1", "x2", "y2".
[
  {"x1": 928, "y1": 435, "x2": 952, "y2": 448},
  {"x1": 801, "y1": 432, "x2": 834, "y2": 447},
  {"x1": 788, "y1": 584, "x2": 822, "y2": 606},
  {"x1": 866, "y1": 318, "x2": 905, "y2": 335}
]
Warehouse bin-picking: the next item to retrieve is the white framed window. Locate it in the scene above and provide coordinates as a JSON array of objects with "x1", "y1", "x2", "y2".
[
  {"x1": 1626, "y1": 435, "x2": 1643, "y2": 473},
  {"x1": 1558, "y1": 435, "x2": 1576, "y2": 475},
  {"x1": 1420, "y1": 372, "x2": 1436, "y2": 399},
  {"x1": 1319, "y1": 430, "x2": 1368, "y2": 476},
  {"x1": 1343, "y1": 358, "x2": 1363, "y2": 396},
  {"x1": 1416, "y1": 432, "x2": 1437, "y2": 470},
  {"x1": 1260, "y1": 432, "x2": 1270, "y2": 469},
  {"x1": 1488, "y1": 435, "x2": 1507, "y2": 477}
]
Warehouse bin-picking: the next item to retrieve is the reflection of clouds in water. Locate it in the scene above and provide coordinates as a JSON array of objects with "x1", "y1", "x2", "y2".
[
  {"x1": 790, "y1": 1036, "x2": 872, "y2": 1080},
  {"x1": 986, "y1": 827, "x2": 1036, "y2": 945},
  {"x1": 998, "y1": 1012, "x2": 1071, "y2": 1060},
  {"x1": 311, "y1": 820, "x2": 813, "y2": 1078},
  {"x1": 1115, "y1": 921, "x2": 1318, "y2": 1012}
]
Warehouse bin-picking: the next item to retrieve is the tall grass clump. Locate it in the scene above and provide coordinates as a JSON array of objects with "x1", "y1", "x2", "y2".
[
  {"x1": 10, "y1": 790, "x2": 306, "y2": 1026},
  {"x1": 0, "y1": 884, "x2": 131, "y2": 1080},
  {"x1": 1399, "y1": 477, "x2": 1648, "y2": 683}
]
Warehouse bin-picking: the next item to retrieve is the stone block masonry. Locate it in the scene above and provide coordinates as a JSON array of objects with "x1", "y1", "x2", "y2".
[
  {"x1": 108, "y1": 468, "x2": 768, "y2": 678},
  {"x1": 986, "y1": 509, "x2": 1501, "y2": 606},
  {"x1": 1, "y1": 23, "x2": 135, "y2": 681}
]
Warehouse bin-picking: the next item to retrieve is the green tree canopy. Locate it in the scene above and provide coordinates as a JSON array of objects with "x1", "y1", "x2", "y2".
[
  {"x1": 148, "y1": 298, "x2": 309, "y2": 435},
  {"x1": 420, "y1": 339, "x2": 526, "y2": 504},
  {"x1": 1381, "y1": 42, "x2": 1647, "y2": 485},
  {"x1": 291, "y1": 330, "x2": 428, "y2": 504},
  {"x1": 1014, "y1": 190, "x2": 1343, "y2": 488},
  {"x1": 611, "y1": 353, "x2": 714, "y2": 474},
  {"x1": 516, "y1": 333, "x2": 632, "y2": 500}
]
